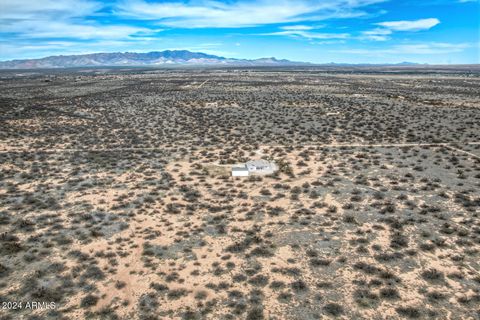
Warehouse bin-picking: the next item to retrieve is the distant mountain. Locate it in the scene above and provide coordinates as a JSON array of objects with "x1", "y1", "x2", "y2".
[
  {"x1": 322, "y1": 61, "x2": 422, "y2": 66},
  {"x1": 0, "y1": 50, "x2": 309, "y2": 69}
]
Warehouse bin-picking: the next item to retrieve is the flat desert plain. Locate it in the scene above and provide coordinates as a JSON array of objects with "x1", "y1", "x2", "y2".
[{"x1": 0, "y1": 67, "x2": 479, "y2": 319}]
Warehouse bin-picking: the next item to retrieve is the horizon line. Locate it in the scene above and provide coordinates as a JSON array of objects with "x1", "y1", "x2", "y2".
[{"x1": 2, "y1": 49, "x2": 479, "y2": 67}]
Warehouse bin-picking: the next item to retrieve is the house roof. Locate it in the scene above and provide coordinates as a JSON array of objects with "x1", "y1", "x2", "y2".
[
  {"x1": 232, "y1": 166, "x2": 248, "y2": 171},
  {"x1": 246, "y1": 159, "x2": 271, "y2": 167}
]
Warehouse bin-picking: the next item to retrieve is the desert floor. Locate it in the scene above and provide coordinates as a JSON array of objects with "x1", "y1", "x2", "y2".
[{"x1": 0, "y1": 67, "x2": 479, "y2": 319}]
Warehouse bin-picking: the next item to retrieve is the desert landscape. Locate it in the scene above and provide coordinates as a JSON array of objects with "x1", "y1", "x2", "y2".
[{"x1": 0, "y1": 66, "x2": 479, "y2": 319}]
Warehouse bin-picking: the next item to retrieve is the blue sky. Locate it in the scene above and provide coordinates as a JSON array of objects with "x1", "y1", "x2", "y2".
[{"x1": 0, "y1": 0, "x2": 479, "y2": 63}]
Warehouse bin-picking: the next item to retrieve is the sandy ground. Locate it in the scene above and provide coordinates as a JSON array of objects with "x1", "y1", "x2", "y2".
[{"x1": 0, "y1": 68, "x2": 479, "y2": 319}]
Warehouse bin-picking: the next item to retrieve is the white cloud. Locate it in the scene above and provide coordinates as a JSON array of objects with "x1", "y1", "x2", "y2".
[
  {"x1": 0, "y1": 0, "x2": 101, "y2": 20},
  {"x1": 0, "y1": 40, "x2": 132, "y2": 60},
  {"x1": 393, "y1": 42, "x2": 470, "y2": 54},
  {"x1": 263, "y1": 21, "x2": 347, "y2": 41},
  {"x1": 376, "y1": 18, "x2": 440, "y2": 31},
  {"x1": 117, "y1": 0, "x2": 387, "y2": 28},
  {"x1": 359, "y1": 18, "x2": 440, "y2": 42},
  {"x1": 0, "y1": 0, "x2": 384, "y2": 47},
  {"x1": 2, "y1": 20, "x2": 153, "y2": 40},
  {"x1": 360, "y1": 28, "x2": 392, "y2": 41},
  {"x1": 262, "y1": 30, "x2": 350, "y2": 40},
  {"x1": 336, "y1": 42, "x2": 471, "y2": 55},
  {"x1": 361, "y1": 34, "x2": 390, "y2": 41},
  {"x1": 0, "y1": 0, "x2": 158, "y2": 41},
  {"x1": 310, "y1": 40, "x2": 346, "y2": 45},
  {"x1": 362, "y1": 28, "x2": 392, "y2": 36},
  {"x1": 280, "y1": 25, "x2": 314, "y2": 31}
]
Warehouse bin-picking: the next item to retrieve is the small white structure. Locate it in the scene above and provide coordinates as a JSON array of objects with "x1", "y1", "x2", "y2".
[
  {"x1": 246, "y1": 160, "x2": 273, "y2": 172},
  {"x1": 231, "y1": 165, "x2": 249, "y2": 177},
  {"x1": 205, "y1": 102, "x2": 218, "y2": 108},
  {"x1": 231, "y1": 160, "x2": 278, "y2": 177}
]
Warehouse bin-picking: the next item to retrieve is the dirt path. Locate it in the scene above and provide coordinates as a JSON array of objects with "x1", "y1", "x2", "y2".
[
  {"x1": 2, "y1": 141, "x2": 479, "y2": 154},
  {"x1": 445, "y1": 145, "x2": 480, "y2": 160}
]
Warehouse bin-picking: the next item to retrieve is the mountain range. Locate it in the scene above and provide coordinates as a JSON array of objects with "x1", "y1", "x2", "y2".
[
  {"x1": 0, "y1": 50, "x2": 310, "y2": 69},
  {"x1": 0, "y1": 50, "x2": 424, "y2": 69}
]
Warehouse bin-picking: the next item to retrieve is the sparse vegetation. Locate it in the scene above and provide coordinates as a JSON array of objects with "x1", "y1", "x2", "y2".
[{"x1": 0, "y1": 67, "x2": 479, "y2": 319}]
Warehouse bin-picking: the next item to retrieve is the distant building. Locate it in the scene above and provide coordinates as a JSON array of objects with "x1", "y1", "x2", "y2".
[
  {"x1": 231, "y1": 160, "x2": 277, "y2": 177},
  {"x1": 231, "y1": 165, "x2": 249, "y2": 177},
  {"x1": 205, "y1": 102, "x2": 218, "y2": 107},
  {"x1": 246, "y1": 160, "x2": 272, "y2": 172}
]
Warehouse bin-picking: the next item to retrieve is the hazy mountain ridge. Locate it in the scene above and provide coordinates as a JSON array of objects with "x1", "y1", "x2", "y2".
[{"x1": 0, "y1": 50, "x2": 309, "y2": 69}]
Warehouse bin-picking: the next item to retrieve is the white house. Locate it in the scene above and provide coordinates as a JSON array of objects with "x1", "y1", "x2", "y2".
[
  {"x1": 231, "y1": 160, "x2": 277, "y2": 176},
  {"x1": 246, "y1": 160, "x2": 275, "y2": 173},
  {"x1": 231, "y1": 165, "x2": 249, "y2": 177}
]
